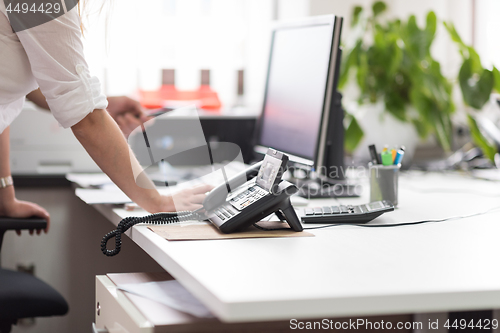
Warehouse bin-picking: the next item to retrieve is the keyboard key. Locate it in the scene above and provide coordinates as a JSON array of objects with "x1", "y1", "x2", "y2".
[
  {"x1": 340, "y1": 205, "x2": 349, "y2": 214},
  {"x1": 367, "y1": 202, "x2": 384, "y2": 211},
  {"x1": 355, "y1": 206, "x2": 365, "y2": 214},
  {"x1": 323, "y1": 206, "x2": 332, "y2": 214},
  {"x1": 330, "y1": 206, "x2": 340, "y2": 214},
  {"x1": 314, "y1": 207, "x2": 323, "y2": 215},
  {"x1": 305, "y1": 208, "x2": 314, "y2": 216}
]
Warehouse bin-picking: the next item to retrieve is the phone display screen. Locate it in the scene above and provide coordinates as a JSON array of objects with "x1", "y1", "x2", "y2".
[{"x1": 256, "y1": 152, "x2": 287, "y2": 191}]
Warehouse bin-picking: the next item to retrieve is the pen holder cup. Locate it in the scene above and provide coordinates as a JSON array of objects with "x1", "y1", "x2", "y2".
[{"x1": 369, "y1": 163, "x2": 400, "y2": 207}]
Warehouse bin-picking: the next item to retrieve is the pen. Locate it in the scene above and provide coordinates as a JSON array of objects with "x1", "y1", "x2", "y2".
[
  {"x1": 368, "y1": 144, "x2": 381, "y2": 164},
  {"x1": 393, "y1": 146, "x2": 405, "y2": 165},
  {"x1": 149, "y1": 107, "x2": 174, "y2": 117},
  {"x1": 381, "y1": 150, "x2": 393, "y2": 166}
]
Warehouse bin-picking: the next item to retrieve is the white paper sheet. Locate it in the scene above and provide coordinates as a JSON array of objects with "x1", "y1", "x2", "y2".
[
  {"x1": 117, "y1": 280, "x2": 214, "y2": 318},
  {"x1": 66, "y1": 173, "x2": 112, "y2": 187},
  {"x1": 75, "y1": 188, "x2": 132, "y2": 204}
]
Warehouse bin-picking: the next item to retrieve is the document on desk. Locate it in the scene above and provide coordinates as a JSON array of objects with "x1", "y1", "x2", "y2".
[
  {"x1": 73, "y1": 173, "x2": 221, "y2": 205},
  {"x1": 66, "y1": 173, "x2": 112, "y2": 188},
  {"x1": 117, "y1": 280, "x2": 214, "y2": 318},
  {"x1": 74, "y1": 187, "x2": 181, "y2": 205},
  {"x1": 148, "y1": 221, "x2": 314, "y2": 240},
  {"x1": 75, "y1": 188, "x2": 132, "y2": 204}
]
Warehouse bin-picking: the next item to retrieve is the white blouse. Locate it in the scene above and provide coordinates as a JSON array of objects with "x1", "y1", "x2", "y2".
[{"x1": 0, "y1": 3, "x2": 107, "y2": 134}]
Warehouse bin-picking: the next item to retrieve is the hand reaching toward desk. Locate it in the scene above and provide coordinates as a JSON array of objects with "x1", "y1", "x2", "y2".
[
  {"x1": 155, "y1": 184, "x2": 214, "y2": 212},
  {"x1": 107, "y1": 96, "x2": 152, "y2": 138}
]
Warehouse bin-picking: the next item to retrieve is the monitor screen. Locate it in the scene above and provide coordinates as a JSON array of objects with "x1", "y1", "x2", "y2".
[{"x1": 257, "y1": 23, "x2": 333, "y2": 162}]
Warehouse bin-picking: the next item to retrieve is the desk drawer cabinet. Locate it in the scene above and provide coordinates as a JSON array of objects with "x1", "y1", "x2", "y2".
[
  {"x1": 95, "y1": 273, "x2": 415, "y2": 333},
  {"x1": 95, "y1": 275, "x2": 156, "y2": 333},
  {"x1": 94, "y1": 273, "x2": 300, "y2": 333}
]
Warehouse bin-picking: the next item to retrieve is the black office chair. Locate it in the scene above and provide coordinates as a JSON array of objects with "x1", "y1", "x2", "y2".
[{"x1": 0, "y1": 217, "x2": 68, "y2": 333}]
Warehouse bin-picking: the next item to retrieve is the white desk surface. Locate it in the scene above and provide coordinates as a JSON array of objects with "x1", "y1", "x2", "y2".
[{"x1": 91, "y1": 171, "x2": 500, "y2": 322}]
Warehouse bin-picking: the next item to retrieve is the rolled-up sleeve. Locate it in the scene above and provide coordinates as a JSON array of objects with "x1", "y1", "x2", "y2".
[{"x1": 15, "y1": 6, "x2": 107, "y2": 128}]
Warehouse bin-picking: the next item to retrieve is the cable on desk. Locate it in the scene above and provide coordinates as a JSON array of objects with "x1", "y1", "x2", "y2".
[
  {"x1": 303, "y1": 205, "x2": 500, "y2": 230},
  {"x1": 401, "y1": 184, "x2": 500, "y2": 197},
  {"x1": 101, "y1": 211, "x2": 202, "y2": 257}
]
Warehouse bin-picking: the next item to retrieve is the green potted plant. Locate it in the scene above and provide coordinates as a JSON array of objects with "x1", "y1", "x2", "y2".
[
  {"x1": 444, "y1": 22, "x2": 500, "y2": 162},
  {"x1": 341, "y1": 1, "x2": 500, "y2": 162}
]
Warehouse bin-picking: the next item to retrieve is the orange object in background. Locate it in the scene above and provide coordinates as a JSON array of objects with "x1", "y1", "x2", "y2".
[
  {"x1": 139, "y1": 85, "x2": 222, "y2": 111},
  {"x1": 138, "y1": 69, "x2": 222, "y2": 111}
]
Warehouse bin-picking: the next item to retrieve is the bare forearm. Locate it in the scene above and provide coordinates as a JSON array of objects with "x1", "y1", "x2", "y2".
[
  {"x1": 71, "y1": 110, "x2": 172, "y2": 212},
  {"x1": 0, "y1": 127, "x2": 10, "y2": 177},
  {"x1": 0, "y1": 127, "x2": 15, "y2": 212},
  {"x1": 26, "y1": 88, "x2": 50, "y2": 110},
  {"x1": 0, "y1": 127, "x2": 50, "y2": 227}
]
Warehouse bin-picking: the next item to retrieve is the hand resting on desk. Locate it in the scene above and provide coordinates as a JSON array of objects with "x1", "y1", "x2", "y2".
[{"x1": 165, "y1": 184, "x2": 214, "y2": 212}]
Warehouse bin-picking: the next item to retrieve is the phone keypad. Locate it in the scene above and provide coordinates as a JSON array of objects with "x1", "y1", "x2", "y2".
[
  {"x1": 214, "y1": 206, "x2": 236, "y2": 221},
  {"x1": 229, "y1": 185, "x2": 269, "y2": 211}
]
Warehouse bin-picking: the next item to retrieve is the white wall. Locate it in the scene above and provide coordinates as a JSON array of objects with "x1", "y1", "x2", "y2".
[
  {"x1": 475, "y1": 0, "x2": 500, "y2": 69},
  {"x1": 82, "y1": 0, "x2": 275, "y2": 111}
]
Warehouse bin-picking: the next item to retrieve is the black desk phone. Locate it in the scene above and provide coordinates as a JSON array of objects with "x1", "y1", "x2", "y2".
[{"x1": 101, "y1": 148, "x2": 303, "y2": 256}]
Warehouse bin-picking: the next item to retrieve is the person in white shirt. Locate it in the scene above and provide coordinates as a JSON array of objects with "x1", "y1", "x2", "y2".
[{"x1": 0, "y1": 3, "x2": 211, "y2": 234}]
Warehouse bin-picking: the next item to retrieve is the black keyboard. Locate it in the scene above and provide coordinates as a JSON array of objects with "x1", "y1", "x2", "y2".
[{"x1": 301, "y1": 200, "x2": 394, "y2": 224}]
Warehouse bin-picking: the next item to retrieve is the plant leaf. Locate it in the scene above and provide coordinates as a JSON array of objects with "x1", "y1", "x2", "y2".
[
  {"x1": 352, "y1": 6, "x2": 363, "y2": 27},
  {"x1": 411, "y1": 119, "x2": 431, "y2": 138},
  {"x1": 356, "y1": 51, "x2": 369, "y2": 97},
  {"x1": 339, "y1": 42, "x2": 360, "y2": 89},
  {"x1": 372, "y1": 1, "x2": 387, "y2": 17},
  {"x1": 384, "y1": 91, "x2": 407, "y2": 121},
  {"x1": 493, "y1": 67, "x2": 500, "y2": 93},
  {"x1": 467, "y1": 114, "x2": 497, "y2": 162},
  {"x1": 401, "y1": 14, "x2": 433, "y2": 60},
  {"x1": 459, "y1": 58, "x2": 494, "y2": 109},
  {"x1": 344, "y1": 115, "x2": 364, "y2": 153},
  {"x1": 443, "y1": 21, "x2": 466, "y2": 52},
  {"x1": 425, "y1": 11, "x2": 437, "y2": 41},
  {"x1": 409, "y1": 82, "x2": 453, "y2": 151}
]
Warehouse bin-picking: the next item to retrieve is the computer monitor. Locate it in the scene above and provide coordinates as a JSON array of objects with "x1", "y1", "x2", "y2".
[{"x1": 253, "y1": 15, "x2": 347, "y2": 193}]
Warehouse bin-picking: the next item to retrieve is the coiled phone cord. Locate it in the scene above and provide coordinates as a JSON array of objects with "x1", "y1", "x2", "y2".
[{"x1": 101, "y1": 211, "x2": 202, "y2": 257}]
